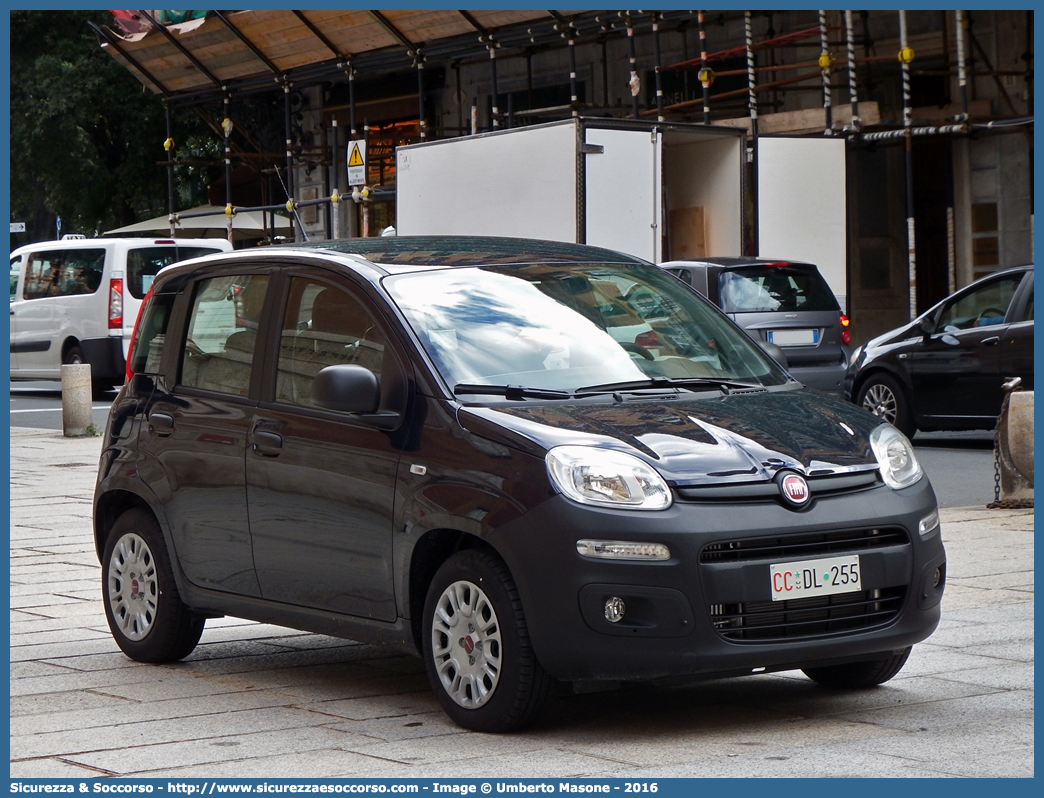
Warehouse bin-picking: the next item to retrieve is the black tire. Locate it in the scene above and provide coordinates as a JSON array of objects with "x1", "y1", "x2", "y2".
[
  {"x1": 855, "y1": 372, "x2": 916, "y2": 438},
  {"x1": 92, "y1": 381, "x2": 117, "y2": 401},
  {"x1": 422, "y1": 549, "x2": 551, "y2": 732},
  {"x1": 63, "y1": 343, "x2": 113, "y2": 398},
  {"x1": 802, "y1": 646, "x2": 912, "y2": 688},
  {"x1": 102, "y1": 508, "x2": 205, "y2": 663},
  {"x1": 63, "y1": 344, "x2": 85, "y2": 366}
]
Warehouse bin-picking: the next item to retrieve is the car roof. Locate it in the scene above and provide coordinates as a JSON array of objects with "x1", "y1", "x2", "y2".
[
  {"x1": 278, "y1": 236, "x2": 649, "y2": 273},
  {"x1": 10, "y1": 237, "x2": 228, "y2": 257},
  {"x1": 662, "y1": 256, "x2": 817, "y2": 270}
]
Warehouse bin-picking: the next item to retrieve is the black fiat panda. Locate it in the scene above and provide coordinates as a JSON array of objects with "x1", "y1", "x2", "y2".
[{"x1": 94, "y1": 237, "x2": 945, "y2": 732}]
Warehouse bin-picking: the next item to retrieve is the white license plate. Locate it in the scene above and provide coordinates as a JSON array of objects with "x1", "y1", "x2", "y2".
[
  {"x1": 767, "y1": 329, "x2": 818, "y2": 346},
  {"x1": 769, "y1": 555, "x2": 861, "y2": 601}
]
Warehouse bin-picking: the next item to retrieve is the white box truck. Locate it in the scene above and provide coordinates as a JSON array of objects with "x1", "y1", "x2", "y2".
[{"x1": 394, "y1": 118, "x2": 848, "y2": 306}]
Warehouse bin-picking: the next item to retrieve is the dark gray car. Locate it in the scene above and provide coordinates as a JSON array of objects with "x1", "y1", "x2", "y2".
[{"x1": 660, "y1": 257, "x2": 851, "y2": 394}]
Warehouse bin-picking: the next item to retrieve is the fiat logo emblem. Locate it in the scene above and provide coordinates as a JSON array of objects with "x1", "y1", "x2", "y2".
[{"x1": 779, "y1": 473, "x2": 811, "y2": 507}]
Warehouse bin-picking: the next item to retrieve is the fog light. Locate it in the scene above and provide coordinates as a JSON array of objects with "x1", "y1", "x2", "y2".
[
  {"x1": 918, "y1": 509, "x2": 940, "y2": 537},
  {"x1": 933, "y1": 565, "x2": 944, "y2": 589},
  {"x1": 577, "y1": 540, "x2": 671, "y2": 561},
  {"x1": 604, "y1": 597, "x2": 626, "y2": 623}
]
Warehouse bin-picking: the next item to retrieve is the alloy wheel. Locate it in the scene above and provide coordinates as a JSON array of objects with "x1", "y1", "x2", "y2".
[
  {"x1": 430, "y1": 579, "x2": 503, "y2": 709},
  {"x1": 107, "y1": 532, "x2": 159, "y2": 642},
  {"x1": 862, "y1": 383, "x2": 898, "y2": 425}
]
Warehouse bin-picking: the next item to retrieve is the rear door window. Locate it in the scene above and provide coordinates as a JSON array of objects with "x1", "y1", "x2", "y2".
[
  {"x1": 180, "y1": 274, "x2": 269, "y2": 397},
  {"x1": 127, "y1": 246, "x2": 224, "y2": 299},
  {"x1": 22, "y1": 249, "x2": 105, "y2": 300},
  {"x1": 718, "y1": 265, "x2": 839, "y2": 313}
]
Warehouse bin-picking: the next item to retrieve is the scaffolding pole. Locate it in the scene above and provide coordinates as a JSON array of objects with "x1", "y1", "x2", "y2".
[
  {"x1": 845, "y1": 11, "x2": 861, "y2": 131},
  {"x1": 819, "y1": 10, "x2": 833, "y2": 134},
  {"x1": 745, "y1": 11, "x2": 758, "y2": 255},
  {"x1": 164, "y1": 103, "x2": 176, "y2": 237},
  {"x1": 955, "y1": 10, "x2": 969, "y2": 121},
  {"x1": 900, "y1": 11, "x2": 917, "y2": 320},
  {"x1": 698, "y1": 11, "x2": 711, "y2": 125},
  {"x1": 652, "y1": 13, "x2": 665, "y2": 122}
]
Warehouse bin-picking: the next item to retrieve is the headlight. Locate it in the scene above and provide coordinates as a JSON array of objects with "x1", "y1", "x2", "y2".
[
  {"x1": 870, "y1": 424, "x2": 923, "y2": 489},
  {"x1": 848, "y1": 345, "x2": 864, "y2": 368},
  {"x1": 546, "y1": 445, "x2": 672, "y2": 510}
]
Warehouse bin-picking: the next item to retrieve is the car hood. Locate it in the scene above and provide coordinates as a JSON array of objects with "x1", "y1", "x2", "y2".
[
  {"x1": 457, "y1": 388, "x2": 882, "y2": 486},
  {"x1": 864, "y1": 319, "x2": 922, "y2": 351}
]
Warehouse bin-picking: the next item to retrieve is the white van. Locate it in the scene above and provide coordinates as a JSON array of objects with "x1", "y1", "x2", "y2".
[{"x1": 10, "y1": 237, "x2": 233, "y2": 391}]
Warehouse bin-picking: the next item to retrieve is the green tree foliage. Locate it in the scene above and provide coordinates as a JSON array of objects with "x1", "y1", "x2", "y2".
[{"x1": 10, "y1": 11, "x2": 213, "y2": 241}]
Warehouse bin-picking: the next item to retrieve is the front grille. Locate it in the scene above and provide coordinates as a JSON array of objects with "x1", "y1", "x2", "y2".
[
  {"x1": 710, "y1": 587, "x2": 906, "y2": 642},
  {"x1": 700, "y1": 527, "x2": 909, "y2": 564},
  {"x1": 675, "y1": 469, "x2": 880, "y2": 504}
]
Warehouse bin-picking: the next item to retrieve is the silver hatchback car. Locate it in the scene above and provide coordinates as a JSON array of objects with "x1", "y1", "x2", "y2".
[{"x1": 661, "y1": 257, "x2": 852, "y2": 394}]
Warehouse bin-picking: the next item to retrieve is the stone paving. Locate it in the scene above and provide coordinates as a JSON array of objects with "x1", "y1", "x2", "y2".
[{"x1": 9, "y1": 427, "x2": 1034, "y2": 778}]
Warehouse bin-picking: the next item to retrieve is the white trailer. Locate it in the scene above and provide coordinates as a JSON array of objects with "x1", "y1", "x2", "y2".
[{"x1": 395, "y1": 118, "x2": 847, "y2": 305}]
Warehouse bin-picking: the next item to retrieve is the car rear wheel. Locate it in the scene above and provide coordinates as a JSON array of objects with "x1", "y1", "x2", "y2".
[
  {"x1": 802, "y1": 646, "x2": 912, "y2": 688},
  {"x1": 856, "y1": 373, "x2": 915, "y2": 437},
  {"x1": 422, "y1": 549, "x2": 551, "y2": 732},
  {"x1": 102, "y1": 508, "x2": 205, "y2": 662},
  {"x1": 63, "y1": 343, "x2": 115, "y2": 398}
]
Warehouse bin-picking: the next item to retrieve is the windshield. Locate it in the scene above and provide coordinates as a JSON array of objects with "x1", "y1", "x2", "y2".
[{"x1": 385, "y1": 262, "x2": 789, "y2": 395}]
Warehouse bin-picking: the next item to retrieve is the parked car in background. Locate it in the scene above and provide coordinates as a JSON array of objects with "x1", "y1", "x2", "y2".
[
  {"x1": 95, "y1": 236, "x2": 944, "y2": 733},
  {"x1": 845, "y1": 265, "x2": 1034, "y2": 437},
  {"x1": 10, "y1": 237, "x2": 233, "y2": 393},
  {"x1": 659, "y1": 257, "x2": 851, "y2": 394}
]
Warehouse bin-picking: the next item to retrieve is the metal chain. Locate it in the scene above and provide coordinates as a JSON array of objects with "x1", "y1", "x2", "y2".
[
  {"x1": 993, "y1": 427, "x2": 1002, "y2": 503},
  {"x1": 986, "y1": 417, "x2": 1033, "y2": 509}
]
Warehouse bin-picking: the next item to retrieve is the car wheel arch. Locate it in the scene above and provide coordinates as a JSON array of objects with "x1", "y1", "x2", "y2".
[
  {"x1": 61, "y1": 337, "x2": 84, "y2": 361},
  {"x1": 406, "y1": 527, "x2": 503, "y2": 654}
]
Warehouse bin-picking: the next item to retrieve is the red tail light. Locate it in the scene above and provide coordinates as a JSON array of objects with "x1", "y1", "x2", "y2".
[
  {"x1": 634, "y1": 331, "x2": 659, "y2": 348},
  {"x1": 108, "y1": 278, "x2": 123, "y2": 329},
  {"x1": 840, "y1": 314, "x2": 852, "y2": 345},
  {"x1": 125, "y1": 285, "x2": 153, "y2": 382}
]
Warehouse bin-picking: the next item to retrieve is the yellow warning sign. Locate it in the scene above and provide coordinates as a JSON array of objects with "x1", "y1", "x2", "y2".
[{"x1": 348, "y1": 143, "x2": 364, "y2": 167}]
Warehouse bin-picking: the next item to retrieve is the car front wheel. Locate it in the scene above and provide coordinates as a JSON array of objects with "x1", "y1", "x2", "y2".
[
  {"x1": 802, "y1": 646, "x2": 912, "y2": 688},
  {"x1": 102, "y1": 508, "x2": 205, "y2": 662},
  {"x1": 856, "y1": 373, "x2": 915, "y2": 437},
  {"x1": 422, "y1": 549, "x2": 551, "y2": 732}
]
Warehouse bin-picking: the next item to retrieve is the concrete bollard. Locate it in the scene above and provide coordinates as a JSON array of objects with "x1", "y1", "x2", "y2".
[
  {"x1": 995, "y1": 388, "x2": 1034, "y2": 506},
  {"x1": 61, "y1": 363, "x2": 93, "y2": 437}
]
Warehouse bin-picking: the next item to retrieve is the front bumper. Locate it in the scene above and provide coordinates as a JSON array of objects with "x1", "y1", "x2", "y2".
[{"x1": 493, "y1": 477, "x2": 944, "y2": 682}]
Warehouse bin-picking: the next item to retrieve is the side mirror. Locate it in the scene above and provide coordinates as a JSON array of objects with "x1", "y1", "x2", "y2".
[
  {"x1": 916, "y1": 316, "x2": 935, "y2": 338},
  {"x1": 312, "y1": 364, "x2": 381, "y2": 413},
  {"x1": 311, "y1": 364, "x2": 403, "y2": 430},
  {"x1": 758, "y1": 340, "x2": 789, "y2": 369}
]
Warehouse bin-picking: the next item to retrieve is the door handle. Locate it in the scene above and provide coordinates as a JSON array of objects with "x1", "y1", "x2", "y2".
[
  {"x1": 250, "y1": 429, "x2": 283, "y2": 456},
  {"x1": 148, "y1": 412, "x2": 174, "y2": 437},
  {"x1": 980, "y1": 336, "x2": 1001, "y2": 346}
]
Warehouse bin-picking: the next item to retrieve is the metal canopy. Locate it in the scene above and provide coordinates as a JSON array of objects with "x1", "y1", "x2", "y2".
[{"x1": 97, "y1": 9, "x2": 591, "y2": 102}]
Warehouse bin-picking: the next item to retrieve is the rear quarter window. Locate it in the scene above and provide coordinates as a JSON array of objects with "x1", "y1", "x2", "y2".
[
  {"x1": 718, "y1": 266, "x2": 839, "y2": 313},
  {"x1": 129, "y1": 292, "x2": 175, "y2": 375}
]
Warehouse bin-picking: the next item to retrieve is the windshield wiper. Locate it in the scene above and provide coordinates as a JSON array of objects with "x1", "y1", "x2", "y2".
[
  {"x1": 453, "y1": 383, "x2": 572, "y2": 400},
  {"x1": 574, "y1": 377, "x2": 764, "y2": 396}
]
